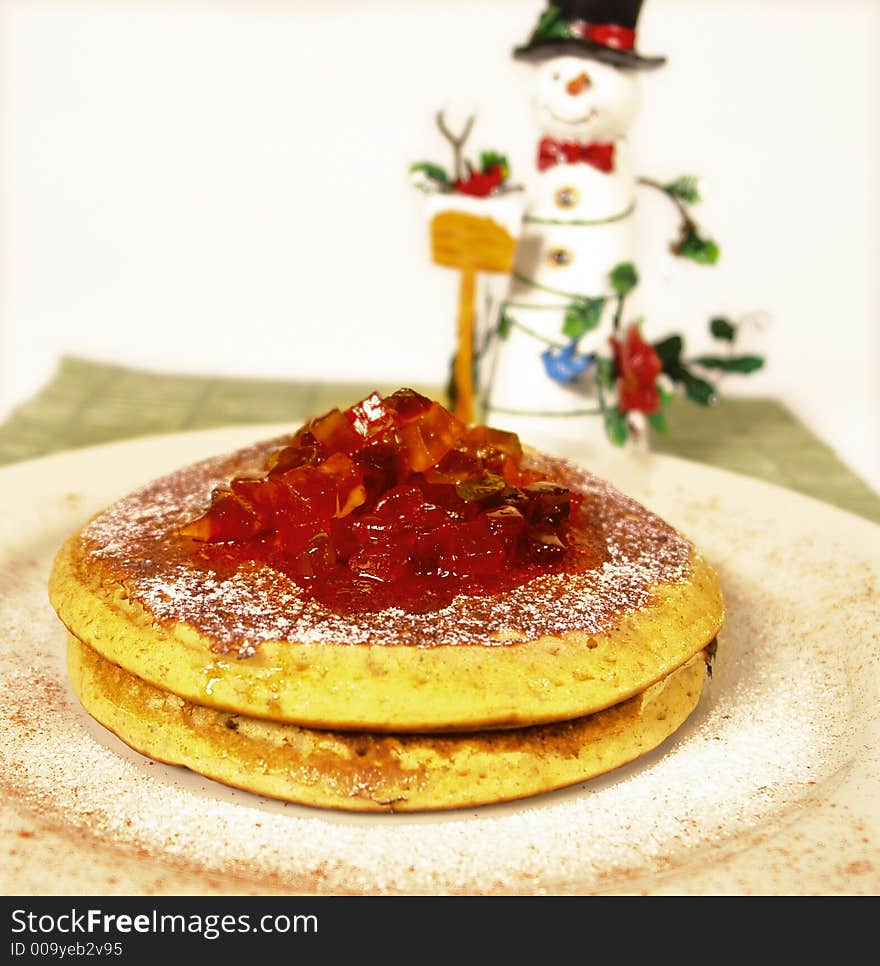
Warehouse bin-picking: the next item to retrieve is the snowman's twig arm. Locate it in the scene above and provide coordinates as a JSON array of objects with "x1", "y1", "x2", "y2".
[
  {"x1": 435, "y1": 111, "x2": 475, "y2": 183},
  {"x1": 638, "y1": 175, "x2": 722, "y2": 263},
  {"x1": 637, "y1": 177, "x2": 696, "y2": 234}
]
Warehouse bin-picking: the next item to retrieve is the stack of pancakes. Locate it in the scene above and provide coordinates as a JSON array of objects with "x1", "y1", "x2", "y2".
[{"x1": 49, "y1": 433, "x2": 723, "y2": 812}]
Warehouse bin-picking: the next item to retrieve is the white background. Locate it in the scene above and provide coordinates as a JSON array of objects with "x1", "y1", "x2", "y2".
[{"x1": 1, "y1": 0, "x2": 878, "y2": 489}]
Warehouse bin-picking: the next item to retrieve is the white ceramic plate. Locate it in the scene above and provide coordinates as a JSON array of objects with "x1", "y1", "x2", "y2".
[{"x1": 1, "y1": 425, "x2": 878, "y2": 896}]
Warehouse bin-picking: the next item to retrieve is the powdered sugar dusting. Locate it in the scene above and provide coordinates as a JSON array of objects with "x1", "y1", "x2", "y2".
[
  {"x1": 79, "y1": 436, "x2": 692, "y2": 654},
  {"x1": 2, "y1": 489, "x2": 878, "y2": 895}
]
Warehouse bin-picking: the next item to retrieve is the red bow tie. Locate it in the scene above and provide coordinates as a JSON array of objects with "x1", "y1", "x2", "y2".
[{"x1": 537, "y1": 137, "x2": 616, "y2": 174}]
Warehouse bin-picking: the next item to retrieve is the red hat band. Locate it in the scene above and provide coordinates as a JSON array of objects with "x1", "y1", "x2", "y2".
[{"x1": 570, "y1": 20, "x2": 637, "y2": 52}]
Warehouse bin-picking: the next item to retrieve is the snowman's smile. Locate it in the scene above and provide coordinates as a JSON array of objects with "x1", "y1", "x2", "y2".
[{"x1": 547, "y1": 105, "x2": 599, "y2": 126}]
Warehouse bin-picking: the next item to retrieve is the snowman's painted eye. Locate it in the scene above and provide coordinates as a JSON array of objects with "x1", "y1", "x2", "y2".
[{"x1": 552, "y1": 72, "x2": 560, "y2": 81}]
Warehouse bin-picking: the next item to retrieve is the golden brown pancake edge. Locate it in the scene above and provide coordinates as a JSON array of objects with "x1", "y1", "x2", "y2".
[
  {"x1": 50, "y1": 533, "x2": 722, "y2": 732},
  {"x1": 67, "y1": 633, "x2": 711, "y2": 813},
  {"x1": 48, "y1": 434, "x2": 724, "y2": 732}
]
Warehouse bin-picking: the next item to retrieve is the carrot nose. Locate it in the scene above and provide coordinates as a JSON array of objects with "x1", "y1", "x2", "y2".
[{"x1": 566, "y1": 72, "x2": 591, "y2": 96}]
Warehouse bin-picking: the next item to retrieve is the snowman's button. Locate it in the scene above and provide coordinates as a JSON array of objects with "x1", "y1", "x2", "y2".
[
  {"x1": 547, "y1": 247, "x2": 573, "y2": 268},
  {"x1": 555, "y1": 186, "x2": 580, "y2": 210}
]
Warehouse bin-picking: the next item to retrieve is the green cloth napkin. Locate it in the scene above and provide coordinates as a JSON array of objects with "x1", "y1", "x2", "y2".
[{"x1": 1, "y1": 356, "x2": 878, "y2": 524}]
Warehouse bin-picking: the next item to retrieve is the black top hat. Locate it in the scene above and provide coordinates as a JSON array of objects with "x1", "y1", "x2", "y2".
[{"x1": 513, "y1": 1, "x2": 665, "y2": 70}]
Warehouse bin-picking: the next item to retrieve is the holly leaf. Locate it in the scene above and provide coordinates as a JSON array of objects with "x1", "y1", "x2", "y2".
[
  {"x1": 535, "y1": 6, "x2": 571, "y2": 40},
  {"x1": 673, "y1": 228, "x2": 720, "y2": 265},
  {"x1": 665, "y1": 175, "x2": 701, "y2": 205},
  {"x1": 693, "y1": 354, "x2": 765, "y2": 374},
  {"x1": 480, "y1": 151, "x2": 509, "y2": 176},
  {"x1": 647, "y1": 409, "x2": 669, "y2": 435},
  {"x1": 409, "y1": 161, "x2": 449, "y2": 186},
  {"x1": 497, "y1": 311, "x2": 513, "y2": 340},
  {"x1": 562, "y1": 297, "x2": 605, "y2": 339},
  {"x1": 680, "y1": 371, "x2": 717, "y2": 405},
  {"x1": 709, "y1": 316, "x2": 736, "y2": 342},
  {"x1": 653, "y1": 335, "x2": 684, "y2": 371},
  {"x1": 609, "y1": 262, "x2": 638, "y2": 296},
  {"x1": 604, "y1": 407, "x2": 629, "y2": 447},
  {"x1": 596, "y1": 356, "x2": 615, "y2": 391},
  {"x1": 653, "y1": 341, "x2": 717, "y2": 405}
]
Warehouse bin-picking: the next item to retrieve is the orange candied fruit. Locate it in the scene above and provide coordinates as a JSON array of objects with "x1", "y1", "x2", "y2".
[{"x1": 180, "y1": 388, "x2": 583, "y2": 610}]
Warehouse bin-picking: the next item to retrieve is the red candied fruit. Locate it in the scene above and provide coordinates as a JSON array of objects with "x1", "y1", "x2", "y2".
[{"x1": 180, "y1": 388, "x2": 586, "y2": 613}]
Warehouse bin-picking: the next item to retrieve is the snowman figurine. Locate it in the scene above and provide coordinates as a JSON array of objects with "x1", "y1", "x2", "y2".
[{"x1": 482, "y1": 0, "x2": 665, "y2": 447}]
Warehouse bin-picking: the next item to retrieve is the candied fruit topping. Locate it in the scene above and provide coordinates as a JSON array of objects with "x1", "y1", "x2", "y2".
[{"x1": 180, "y1": 388, "x2": 601, "y2": 613}]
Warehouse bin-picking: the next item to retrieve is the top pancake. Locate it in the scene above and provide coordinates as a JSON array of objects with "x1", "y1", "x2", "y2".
[{"x1": 48, "y1": 434, "x2": 724, "y2": 731}]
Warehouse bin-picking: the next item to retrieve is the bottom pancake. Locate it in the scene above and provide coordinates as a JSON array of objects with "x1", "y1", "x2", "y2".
[{"x1": 67, "y1": 634, "x2": 709, "y2": 813}]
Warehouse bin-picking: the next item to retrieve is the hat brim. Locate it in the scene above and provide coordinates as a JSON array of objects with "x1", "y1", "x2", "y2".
[{"x1": 513, "y1": 37, "x2": 666, "y2": 71}]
